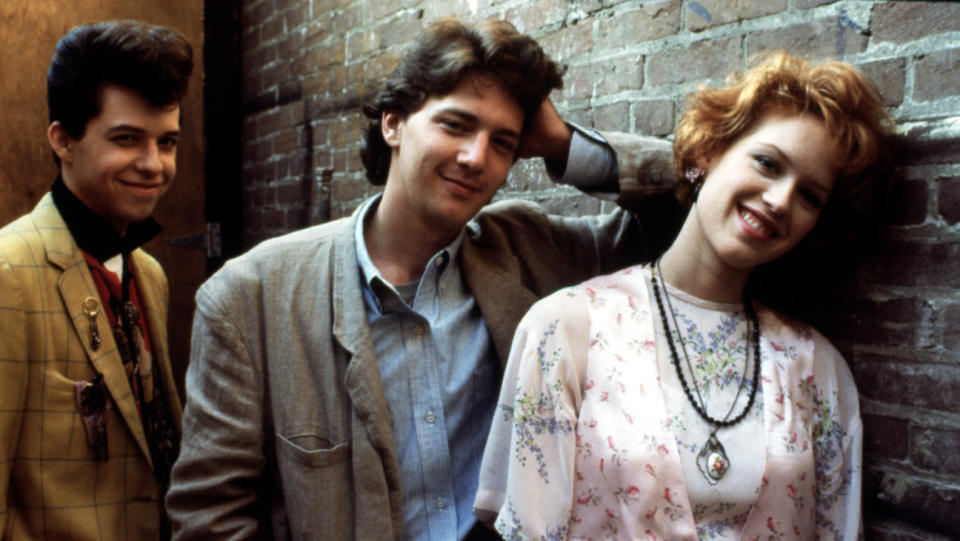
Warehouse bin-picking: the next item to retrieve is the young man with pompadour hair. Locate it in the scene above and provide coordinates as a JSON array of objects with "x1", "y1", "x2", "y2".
[{"x1": 0, "y1": 19, "x2": 193, "y2": 540}]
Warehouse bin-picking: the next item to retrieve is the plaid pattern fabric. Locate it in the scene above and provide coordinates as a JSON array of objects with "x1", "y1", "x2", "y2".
[{"x1": 0, "y1": 194, "x2": 182, "y2": 540}]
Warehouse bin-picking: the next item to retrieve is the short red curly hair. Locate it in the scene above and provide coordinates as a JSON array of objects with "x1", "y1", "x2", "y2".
[{"x1": 673, "y1": 51, "x2": 891, "y2": 211}]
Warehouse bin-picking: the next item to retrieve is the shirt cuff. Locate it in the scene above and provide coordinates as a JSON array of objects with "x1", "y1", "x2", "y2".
[{"x1": 545, "y1": 123, "x2": 619, "y2": 193}]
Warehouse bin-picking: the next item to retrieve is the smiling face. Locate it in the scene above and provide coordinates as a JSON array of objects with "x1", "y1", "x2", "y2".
[
  {"x1": 683, "y1": 112, "x2": 840, "y2": 275},
  {"x1": 379, "y1": 73, "x2": 523, "y2": 237},
  {"x1": 48, "y1": 84, "x2": 180, "y2": 235}
]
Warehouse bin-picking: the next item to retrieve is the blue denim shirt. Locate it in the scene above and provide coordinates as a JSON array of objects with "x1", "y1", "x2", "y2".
[
  {"x1": 355, "y1": 195, "x2": 499, "y2": 540},
  {"x1": 354, "y1": 127, "x2": 616, "y2": 540}
]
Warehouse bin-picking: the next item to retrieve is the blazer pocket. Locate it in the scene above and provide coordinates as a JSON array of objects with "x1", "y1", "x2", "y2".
[
  {"x1": 275, "y1": 433, "x2": 351, "y2": 539},
  {"x1": 275, "y1": 432, "x2": 349, "y2": 467}
]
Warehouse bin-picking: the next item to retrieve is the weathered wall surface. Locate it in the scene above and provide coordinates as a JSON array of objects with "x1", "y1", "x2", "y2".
[{"x1": 237, "y1": 1, "x2": 960, "y2": 538}]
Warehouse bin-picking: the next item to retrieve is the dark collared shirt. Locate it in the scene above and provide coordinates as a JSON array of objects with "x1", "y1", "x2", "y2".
[{"x1": 50, "y1": 176, "x2": 162, "y2": 262}]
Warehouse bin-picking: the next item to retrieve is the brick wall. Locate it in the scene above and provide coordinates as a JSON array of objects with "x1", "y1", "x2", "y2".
[{"x1": 236, "y1": 1, "x2": 960, "y2": 538}]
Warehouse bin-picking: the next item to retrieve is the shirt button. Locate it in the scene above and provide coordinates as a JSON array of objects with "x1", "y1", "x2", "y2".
[
  {"x1": 434, "y1": 256, "x2": 444, "y2": 267},
  {"x1": 435, "y1": 497, "x2": 447, "y2": 509},
  {"x1": 424, "y1": 412, "x2": 436, "y2": 424}
]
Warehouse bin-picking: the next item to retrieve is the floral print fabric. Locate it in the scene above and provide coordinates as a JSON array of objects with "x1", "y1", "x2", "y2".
[{"x1": 474, "y1": 265, "x2": 862, "y2": 540}]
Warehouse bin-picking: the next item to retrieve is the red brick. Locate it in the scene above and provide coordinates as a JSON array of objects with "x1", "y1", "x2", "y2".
[
  {"x1": 347, "y1": 28, "x2": 380, "y2": 60},
  {"x1": 942, "y1": 303, "x2": 960, "y2": 353},
  {"x1": 276, "y1": 181, "x2": 305, "y2": 205},
  {"x1": 273, "y1": 127, "x2": 303, "y2": 155},
  {"x1": 872, "y1": 2, "x2": 960, "y2": 44},
  {"x1": 241, "y1": 26, "x2": 262, "y2": 56},
  {"x1": 887, "y1": 180, "x2": 927, "y2": 226},
  {"x1": 632, "y1": 99, "x2": 675, "y2": 137},
  {"x1": 863, "y1": 414, "x2": 909, "y2": 460},
  {"x1": 865, "y1": 465, "x2": 960, "y2": 537},
  {"x1": 792, "y1": 0, "x2": 832, "y2": 8},
  {"x1": 856, "y1": 57, "x2": 905, "y2": 107},
  {"x1": 648, "y1": 37, "x2": 740, "y2": 86},
  {"x1": 597, "y1": 1, "x2": 680, "y2": 48},
  {"x1": 915, "y1": 49, "x2": 960, "y2": 102},
  {"x1": 250, "y1": 43, "x2": 280, "y2": 71},
  {"x1": 241, "y1": 0, "x2": 274, "y2": 33},
  {"x1": 262, "y1": 62, "x2": 291, "y2": 92},
  {"x1": 504, "y1": 0, "x2": 567, "y2": 31},
  {"x1": 863, "y1": 522, "x2": 949, "y2": 541},
  {"x1": 562, "y1": 63, "x2": 597, "y2": 101},
  {"x1": 263, "y1": 208, "x2": 286, "y2": 230},
  {"x1": 911, "y1": 425, "x2": 960, "y2": 477},
  {"x1": 937, "y1": 177, "x2": 960, "y2": 224},
  {"x1": 863, "y1": 240, "x2": 960, "y2": 287},
  {"x1": 539, "y1": 19, "x2": 594, "y2": 61},
  {"x1": 592, "y1": 101, "x2": 631, "y2": 132},
  {"x1": 261, "y1": 16, "x2": 285, "y2": 43},
  {"x1": 596, "y1": 55, "x2": 644, "y2": 96},
  {"x1": 536, "y1": 193, "x2": 603, "y2": 218},
  {"x1": 504, "y1": 160, "x2": 550, "y2": 193},
  {"x1": 686, "y1": 0, "x2": 786, "y2": 32},
  {"x1": 278, "y1": 31, "x2": 305, "y2": 59},
  {"x1": 330, "y1": 175, "x2": 369, "y2": 204},
  {"x1": 283, "y1": 6, "x2": 307, "y2": 30},
  {"x1": 380, "y1": 14, "x2": 423, "y2": 49},
  {"x1": 855, "y1": 362, "x2": 960, "y2": 414},
  {"x1": 897, "y1": 129, "x2": 960, "y2": 167},
  {"x1": 748, "y1": 19, "x2": 867, "y2": 60}
]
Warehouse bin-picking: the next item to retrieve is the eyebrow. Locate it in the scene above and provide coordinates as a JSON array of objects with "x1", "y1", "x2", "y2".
[{"x1": 106, "y1": 124, "x2": 180, "y2": 137}]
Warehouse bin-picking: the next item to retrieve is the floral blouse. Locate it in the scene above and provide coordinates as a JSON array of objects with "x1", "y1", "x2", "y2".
[{"x1": 474, "y1": 265, "x2": 862, "y2": 540}]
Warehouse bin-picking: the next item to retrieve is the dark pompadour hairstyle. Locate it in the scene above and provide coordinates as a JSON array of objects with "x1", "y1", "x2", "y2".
[
  {"x1": 360, "y1": 17, "x2": 564, "y2": 185},
  {"x1": 47, "y1": 20, "x2": 194, "y2": 140}
]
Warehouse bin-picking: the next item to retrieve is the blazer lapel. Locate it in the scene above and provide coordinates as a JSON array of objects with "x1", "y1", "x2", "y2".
[
  {"x1": 34, "y1": 196, "x2": 154, "y2": 467},
  {"x1": 331, "y1": 214, "x2": 396, "y2": 453},
  {"x1": 130, "y1": 252, "x2": 183, "y2": 425},
  {"x1": 329, "y1": 212, "x2": 403, "y2": 533},
  {"x1": 461, "y1": 235, "x2": 539, "y2": 368}
]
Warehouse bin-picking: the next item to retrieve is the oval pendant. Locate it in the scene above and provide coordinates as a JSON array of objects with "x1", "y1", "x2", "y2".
[
  {"x1": 696, "y1": 433, "x2": 730, "y2": 485},
  {"x1": 707, "y1": 451, "x2": 728, "y2": 480}
]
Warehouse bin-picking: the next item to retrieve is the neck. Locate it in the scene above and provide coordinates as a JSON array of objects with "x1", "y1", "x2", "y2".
[
  {"x1": 363, "y1": 198, "x2": 458, "y2": 286},
  {"x1": 657, "y1": 209, "x2": 751, "y2": 304}
]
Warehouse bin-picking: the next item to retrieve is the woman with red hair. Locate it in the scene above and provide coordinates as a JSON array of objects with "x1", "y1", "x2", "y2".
[{"x1": 475, "y1": 51, "x2": 891, "y2": 540}]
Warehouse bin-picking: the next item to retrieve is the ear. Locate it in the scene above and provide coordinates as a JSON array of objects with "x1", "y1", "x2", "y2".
[
  {"x1": 381, "y1": 110, "x2": 403, "y2": 148},
  {"x1": 47, "y1": 121, "x2": 75, "y2": 164}
]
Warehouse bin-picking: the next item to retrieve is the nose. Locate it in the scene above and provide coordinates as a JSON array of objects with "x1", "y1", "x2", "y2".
[
  {"x1": 457, "y1": 134, "x2": 488, "y2": 172},
  {"x1": 135, "y1": 141, "x2": 164, "y2": 177},
  {"x1": 762, "y1": 180, "x2": 794, "y2": 215}
]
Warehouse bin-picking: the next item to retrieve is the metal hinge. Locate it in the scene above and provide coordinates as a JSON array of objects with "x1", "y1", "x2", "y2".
[{"x1": 165, "y1": 222, "x2": 222, "y2": 258}]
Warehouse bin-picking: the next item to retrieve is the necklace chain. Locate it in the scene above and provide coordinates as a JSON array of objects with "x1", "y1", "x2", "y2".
[{"x1": 649, "y1": 263, "x2": 761, "y2": 429}]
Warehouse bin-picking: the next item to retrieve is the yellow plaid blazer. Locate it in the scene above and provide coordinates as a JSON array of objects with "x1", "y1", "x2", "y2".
[{"x1": 0, "y1": 194, "x2": 182, "y2": 540}]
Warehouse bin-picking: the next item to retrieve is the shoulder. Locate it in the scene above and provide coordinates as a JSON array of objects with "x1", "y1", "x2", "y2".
[
  {"x1": 469, "y1": 199, "x2": 547, "y2": 235},
  {"x1": 521, "y1": 265, "x2": 649, "y2": 334},
  {"x1": 214, "y1": 217, "x2": 349, "y2": 279},
  {"x1": 197, "y1": 217, "x2": 352, "y2": 305},
  {"x1": 758, "y1": 306, "x2": 855, "y2": 390},
  {"x1": 0, "y1": 211, "x2": 44, "y2": 265}
]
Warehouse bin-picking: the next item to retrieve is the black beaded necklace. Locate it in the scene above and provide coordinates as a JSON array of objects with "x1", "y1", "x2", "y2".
[{"x1": 649, "y1": 263, "x2": 761, "y2": 483}]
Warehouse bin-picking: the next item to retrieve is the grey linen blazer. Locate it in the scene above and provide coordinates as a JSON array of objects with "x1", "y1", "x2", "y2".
[{"x1": 166, "y1": 133, "x2": 673, "y2": 541}]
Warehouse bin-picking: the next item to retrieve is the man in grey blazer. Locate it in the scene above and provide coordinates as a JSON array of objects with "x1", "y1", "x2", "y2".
[{"x1": 167, "y1": 17, "x2": 674, "y2": 541}]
